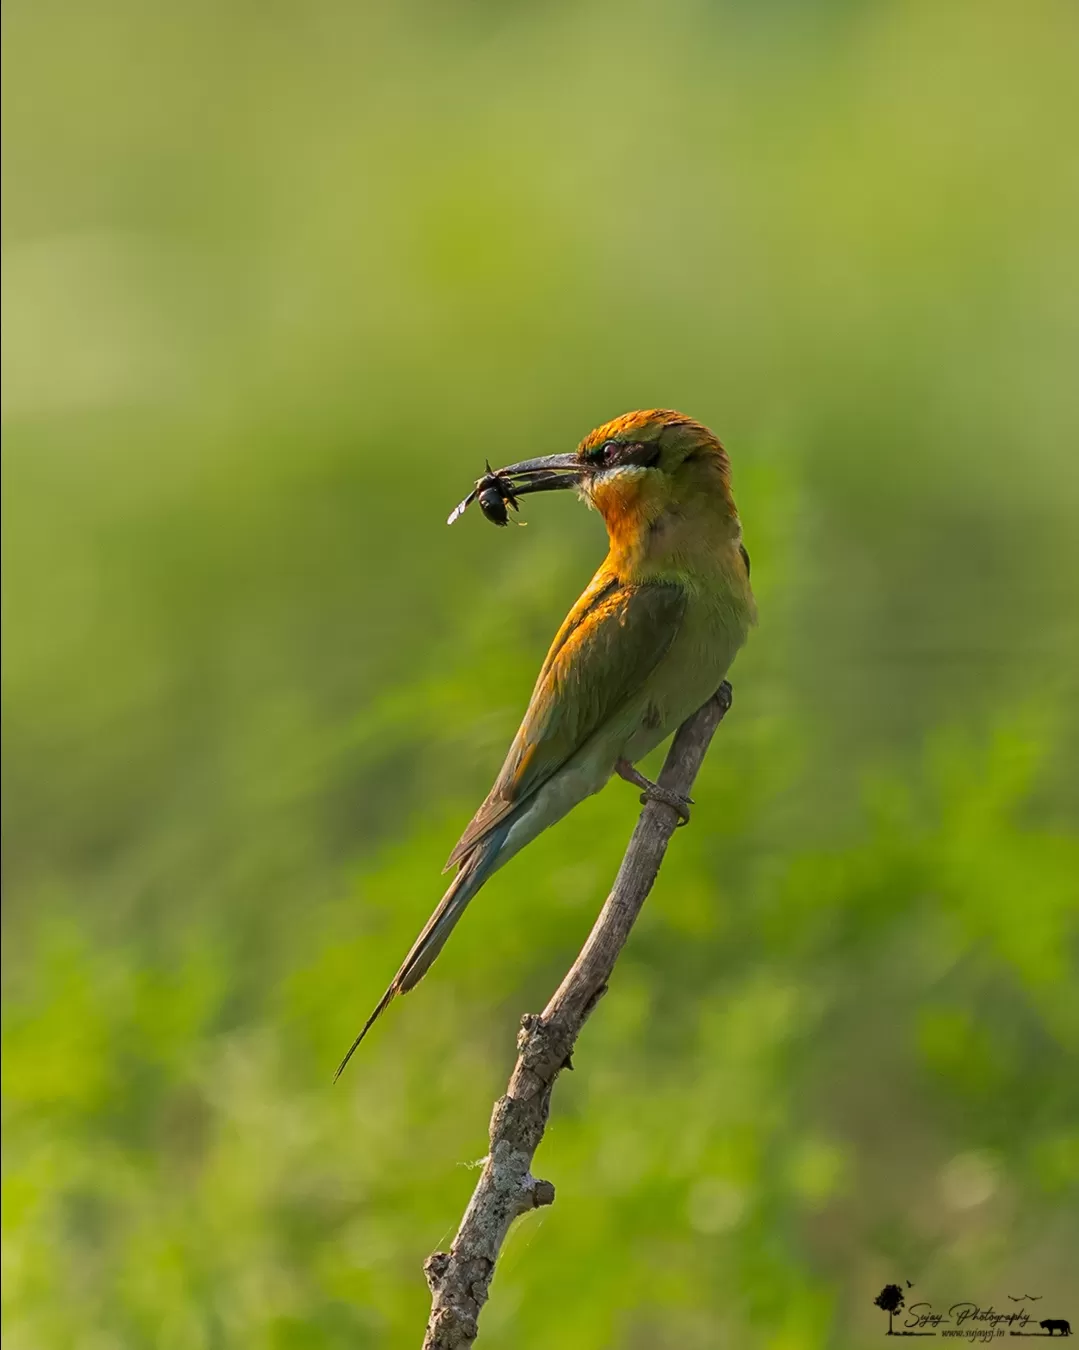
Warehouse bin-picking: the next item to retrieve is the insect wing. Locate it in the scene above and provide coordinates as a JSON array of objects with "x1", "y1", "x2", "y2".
[{"x1": 446, "y1": 488, "x2": 478, "y2": 525}]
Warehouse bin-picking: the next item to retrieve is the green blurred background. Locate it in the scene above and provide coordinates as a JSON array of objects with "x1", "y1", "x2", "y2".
[{"x1": 3, "y1": 1, "x2": 1078, "y2": 1346}]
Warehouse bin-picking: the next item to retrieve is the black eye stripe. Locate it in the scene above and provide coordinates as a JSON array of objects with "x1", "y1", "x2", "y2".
[
  {"x1": 587, "y1": 439, "x2": 658, "y2": 467},
  {"x1": 623, "y1": 441, "x2": 660, "y2": 468}
]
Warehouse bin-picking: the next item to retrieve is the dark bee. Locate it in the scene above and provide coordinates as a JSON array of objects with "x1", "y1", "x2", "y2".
[
  {"x1": 477, "y1": 484, "x2": 510, "y2": 526},
  {"x1": 478, "y1": 461, "x2": 520, "y2": 527},
  {"x1": 447, "y1": 453, "x2": 578, "y2": 527},
  {"x1": 448, "y1": 460, "x2": 520, "y2": 527},
  {"x1": 482, "y1": 475, "x2": 524, "y2": 526}
]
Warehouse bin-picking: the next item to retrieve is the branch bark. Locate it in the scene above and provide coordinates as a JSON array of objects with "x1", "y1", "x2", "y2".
[{"x1": 421, "y1": 681, "x2": 734, "y2": 1349}]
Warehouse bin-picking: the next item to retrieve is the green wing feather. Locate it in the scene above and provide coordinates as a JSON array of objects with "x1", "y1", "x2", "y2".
[{"x1": 445, "y1": 568, "x2": 687, "y2": 869}]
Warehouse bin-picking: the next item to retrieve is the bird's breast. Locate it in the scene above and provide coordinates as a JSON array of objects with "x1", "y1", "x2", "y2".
[{"x1": 620, "y1": 583, "x2": 750, "y2": 764}]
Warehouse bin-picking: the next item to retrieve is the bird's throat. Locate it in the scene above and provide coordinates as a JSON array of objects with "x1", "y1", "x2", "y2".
[
  {"x1": 588, "y1": 467, "x2": 659, "y2": 561},
  {"x1": 590, "y1": 469, "x2": 742, "y2": 583}
]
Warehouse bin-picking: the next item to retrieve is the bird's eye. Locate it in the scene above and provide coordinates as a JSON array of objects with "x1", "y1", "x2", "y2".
[{"x1": 593, "y1": 440, "x2": 618, "y2": 465}]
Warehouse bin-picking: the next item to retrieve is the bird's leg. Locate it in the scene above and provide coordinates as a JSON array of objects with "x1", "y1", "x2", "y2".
[{"x1": 615, "y1": 758, "x2": 693, "y2": 826}]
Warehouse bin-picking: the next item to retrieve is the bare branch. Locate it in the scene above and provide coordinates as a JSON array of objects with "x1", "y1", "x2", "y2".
[{"x1": 421, "y1": 681, "x2": 734, "y2": 1348}]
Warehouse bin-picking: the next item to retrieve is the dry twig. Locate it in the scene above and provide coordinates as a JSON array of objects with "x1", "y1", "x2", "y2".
[{"x1": 422, "y1": 681, "x2": 734, "y2": 1348}]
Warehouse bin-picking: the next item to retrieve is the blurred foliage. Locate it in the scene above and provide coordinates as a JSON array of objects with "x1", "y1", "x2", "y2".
[{"x1": 3, "y1": 0, "x2": 1078, "y2": 1346}]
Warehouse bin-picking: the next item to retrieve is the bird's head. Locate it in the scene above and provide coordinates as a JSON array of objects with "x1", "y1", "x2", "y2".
[
  {"x1": 573, "y1": 409, "x2": 734, "y2": 534},
  {"x1": 450, "y1": 410, "x2": 735, "y2": 544}
]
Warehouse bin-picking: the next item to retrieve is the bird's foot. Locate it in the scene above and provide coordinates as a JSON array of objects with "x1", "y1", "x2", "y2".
[{"x1": 615, "y1": 759, "x2": 693, "y2": 826}]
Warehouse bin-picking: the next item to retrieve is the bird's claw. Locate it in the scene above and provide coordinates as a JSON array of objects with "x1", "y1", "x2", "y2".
[
  {"x1": 637, "y1": 785, "x2": 693, "y2": 825},
  {"x1": 616, "y1": 757, "x2": 692, "y2": 824}
]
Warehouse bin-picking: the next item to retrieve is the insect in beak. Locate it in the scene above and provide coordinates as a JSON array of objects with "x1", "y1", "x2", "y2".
[
  {"x1": 476, "y1": 463, "x2": 519, "y2": 527},
  {"x1": 447, "y1": 453, "x2": 582, "y2": 526}
]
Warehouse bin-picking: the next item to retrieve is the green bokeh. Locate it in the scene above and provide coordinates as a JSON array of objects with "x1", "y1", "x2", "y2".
[{"x1": 3, "y1": 2, "x2": 1077, "y2": 1346}]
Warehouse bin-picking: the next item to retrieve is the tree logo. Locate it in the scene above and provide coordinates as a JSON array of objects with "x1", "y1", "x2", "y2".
[{"x1": 874, "y1": 1284, "x2": 906, "y2": 1336}]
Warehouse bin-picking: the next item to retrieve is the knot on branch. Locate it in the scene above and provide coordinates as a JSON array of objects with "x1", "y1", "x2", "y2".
[
  {"x1": 515, "y1": 1013, "x2": 575, "y2": 1081},
  {"x1": 424, "y1": 1251, "x2": 451, "y2": 1292},
  {"x1": 516, "y1": 1012, "x2": 541, "y2": 1050},
  {"x1": 515, "y1": 1173, "x2": 555, "y2": 1215}
]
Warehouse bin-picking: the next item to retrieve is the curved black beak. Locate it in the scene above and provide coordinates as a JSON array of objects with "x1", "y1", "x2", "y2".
[{"x1": 447, "y1": 452, "x2": 582, "y2": 525}]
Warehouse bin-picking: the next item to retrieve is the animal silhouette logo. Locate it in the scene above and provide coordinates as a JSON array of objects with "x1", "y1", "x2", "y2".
[{"x1": 1040, "y1": 1320, "x2": 1071, "y2": 1337}]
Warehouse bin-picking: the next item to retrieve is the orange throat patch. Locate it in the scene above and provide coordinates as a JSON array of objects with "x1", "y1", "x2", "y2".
[{"x1": 586, "y1": 467, "x2": 663, "y2": 562}]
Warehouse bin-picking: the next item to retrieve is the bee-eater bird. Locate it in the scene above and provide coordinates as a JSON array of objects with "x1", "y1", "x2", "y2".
[{"x1": 335, "y1": 409, "x2": 756, "y2": 1078}]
